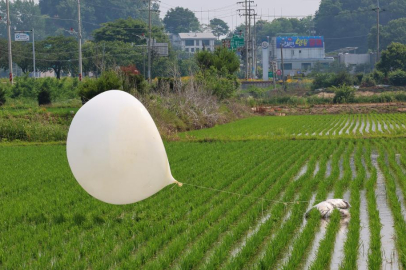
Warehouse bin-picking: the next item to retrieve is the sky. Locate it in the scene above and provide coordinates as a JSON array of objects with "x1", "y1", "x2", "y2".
[{"x1": 159, "y1": 0, "x2": 321, "y2": 30}]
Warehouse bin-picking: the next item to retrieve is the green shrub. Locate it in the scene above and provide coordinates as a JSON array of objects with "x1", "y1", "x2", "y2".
[
  {"x1": 96, "y1": 71, "x2": 122, "y2": 92},
  {"x1": 197, "y1": 68, "x2": 239, "y2": 100},
  {"x1": 330, "y1": 71, "x2": 354, "y2": 87},
  {"x1": 394, "y1": 92, "x2": 406, "y2": 102},
  {"x1": 332, "y1": 84, "x2": 356, "y2": 104},
  {"x1": 119, "y1": 67, "x2": 147, "y2": 95},
  {"x1": 311, "y1": 71, "x2": 353, "y2": 90},
  {"x1": 372, "y1": 70, "x2": 385, "y2": 84},
  {"x1": 78, "y1": 71, "x2": 122, "y2": 103},
  {"x1": 247, "y1": 86, "x2": 267, "y2": 98},
  {"x1": 361, "y1": 74, "x2": 376, "y2": 87},
  {"x1": 211, "y1": 76, "x2": 239, "y2": 100},
  {"x1": 11, "y1": 76, "x2": 37, "y2": 99},
  {"x1": 388, "y1": 69, "x2": 406, "y2": 86},
  {"x1": 311, "y1": 73, "x2": 334, "y2": 90},
  {"x1": 355, "y1": 73, "x2": 364, "y2": 85},
  {"x1": 0, "y1": 84, "x2": 6, "y2": 106},
  {"x1": 156, "y1": 77, "x2": 175, "y2": 92},
  {"x1": 38, "y1": 88, "x2": 52, "y2": 105},
  {"x1": 7, "y1": 76, "x2": 79, "y2": 102}
]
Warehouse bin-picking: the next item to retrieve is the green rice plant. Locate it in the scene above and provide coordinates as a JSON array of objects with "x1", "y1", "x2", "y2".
[
  {"x1": 364, "y1": 141, "x2": 382, "y2": 269},
  {"x1": 251, "y1": 142, "x2": 338, "y2": 269},
  {"x1": 278, "y1": 140, "x2": 346, "y2": 269},
  {"x1": 377, "y1": 140, "x2": 406, "y2": 268},
  {"x1": 309, "y1": 210, "x2": 342, "y2": 270},
  {"x1": 142, "y1": 142, "x2": 320, "y2": 269},
  {"x1": 116, "y1": 142, "x2": 276, "y2": 267},
  {"x1": 278, "y1": 143, "x2": 332, "y2": 270},
  {"x1": 304, "y1": 141, "x2": 354, "y2": 269},
  {"x1": 329, "y1": 114, "x2": 348, "y2": 137},
  {"x1": 0, "y1": 143, "x2": 258, "y2": 268},
  {"x1": 346, "y1": 115, "x2": 357, "y2": 136},
  {"x1": 223, "y1": 142, "x2": 330, "y2": 270},
  {"x1": 340, "y1": 141, "x2": 364, "y2": 269},
  {"x1": 119, "y1": 141, "x2": 312, "y2": 269}
]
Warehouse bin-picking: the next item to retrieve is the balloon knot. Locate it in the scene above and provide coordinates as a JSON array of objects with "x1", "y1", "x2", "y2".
[{"x1": 175, "y1": 180, "x2": 183, "y2": 187}]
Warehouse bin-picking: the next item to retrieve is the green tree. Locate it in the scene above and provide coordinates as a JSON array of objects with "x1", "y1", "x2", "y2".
[
  {"x1": 388, "y1": 69, "x2": 406, "y2": 86},
  {"x1": 314, "y1": 0, "x2": 376, "y2": 52},
  {"x1": 93, "y1": 18, "x2": 167, "y2": 44},
  {"x1": 0, "y1": 38, "x2": 36, "y2": 74},
  {"x1": 12, "y1": 41, "x2": 33, "y2": 73},
  {"x1": 36, "y1": 36, "x2": 78, "y2": 79},
  {"x1": 210, "y1": 18, "x2": 229, "y2": 39},
  {"x1": 0, "y1": 0, "x2": 46, "y2": 39},
  {"x1": 83, "y1": 41, "x2": 144, "y2": 76},
  {"x1": 255, "y1": 17, "x2": 313, "y2": 44},
  {"x1": 369, "y1": 18, "x2": 406, "y2": 51},
  {"x1": 0, "y1": 38, "x2": 7, "y2": 71},
  {"x1": 377, "y1": 42, "x2": 406, "y2": 75},
  {"x1": 88, "y1": 17, "x2": 172, "y2": 78},
  {"x1": 163, "y1": 7, "x2": 200, "y2": 34},
  {"x1": 38, "y1": 0, "x2": 161, "y2": 38},
  {"x1": 196, "y1": 47, "x2": 240, "y2": 74},
  {"x1": 314, "y1": 0, "x2": 406, "y2": 53}
]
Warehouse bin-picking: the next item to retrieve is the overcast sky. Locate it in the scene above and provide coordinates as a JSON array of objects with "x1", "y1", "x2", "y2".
[{"x1": 159, "y1": 0, "x2": 321, "y2": 30}]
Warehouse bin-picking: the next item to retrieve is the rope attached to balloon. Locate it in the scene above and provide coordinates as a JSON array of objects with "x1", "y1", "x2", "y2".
[{"x1": 177, "y1": 182, "x2": 321, "y2": 205}]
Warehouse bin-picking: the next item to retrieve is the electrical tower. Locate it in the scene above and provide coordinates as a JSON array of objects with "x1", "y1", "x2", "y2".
[{"x1": 237, "y1": 1, "x2": 256, "y2": 80}]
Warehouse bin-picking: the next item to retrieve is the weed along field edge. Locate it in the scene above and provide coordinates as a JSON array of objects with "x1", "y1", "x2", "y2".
[{"x1": 1, "y1": 114, "x2": 406, "y2": 269}]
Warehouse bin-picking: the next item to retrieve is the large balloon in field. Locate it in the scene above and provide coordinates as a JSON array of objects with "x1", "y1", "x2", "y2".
[{"x1": 67, "y1": 90, "x2": 179, "y2": 205}]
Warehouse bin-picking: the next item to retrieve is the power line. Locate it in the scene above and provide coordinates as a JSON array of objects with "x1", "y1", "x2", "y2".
[{"x1": 324, "y1": 34, "x2": 369, "y2": 40}]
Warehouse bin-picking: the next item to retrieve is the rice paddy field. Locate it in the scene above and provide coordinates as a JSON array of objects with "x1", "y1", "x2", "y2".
[{"x1": 1, "y1": 114, "x2": 406, "y2": 269}]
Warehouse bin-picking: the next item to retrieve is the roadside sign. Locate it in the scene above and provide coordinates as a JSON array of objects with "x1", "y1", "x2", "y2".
[
  {"x1": 276, "y1": 69, "x2": 282, "y2": 76},
  {"x1": 230, "y1": 35, "x2": 244, "y2": 50},
  {"x1": 262, "y1": 41, "x2": 269, "y2": 49},
  {"x1": 15, "y1": 33, "x2": 30, "y2": 41},
  {"x1": 153, "y1": 43, "x2": 169, "y2": 56},
  {"x1": 268, "y1": 72, "x2": 273, "y2": 78}
]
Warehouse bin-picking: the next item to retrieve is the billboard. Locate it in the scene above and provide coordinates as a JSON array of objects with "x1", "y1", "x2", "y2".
[
  {"x1": 15, "y1": 33, "x2": 30, "y2": 42},
  {"x1": 277, "y1": 36, "x2": 324, "y2": 48}
]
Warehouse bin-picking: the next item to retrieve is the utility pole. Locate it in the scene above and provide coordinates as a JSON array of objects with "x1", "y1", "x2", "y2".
[
  {"x1": 248, "y1": 0, "x2": 251, "y2": 79},
  {"x1": 237, "y1": 1, "x2": 255, "y2": 80},
  {"x1": 281, "y1": 38, "x2": 285, "y2": 84},
  {"x1": 78, "y1": 0, "x2": 83, "y2": 81},
  {"x1": 376, "y1": 0, "x2": 380, "y2": 62},
  {"x1": 253, "y1": 13, "x2": 257, "y2": 79},
  {"x1": 148, "y1": 0, "x2": 152, "y2": 82},
  {"x1": 244, "y1": 0, "x2": 248, "y2": 80},
  {"x1": 32, "y1": 28, "x2": 36, "y2": 78},
  {"x1": 6, "y1": 0, "x2": 13, "y2": 84}
]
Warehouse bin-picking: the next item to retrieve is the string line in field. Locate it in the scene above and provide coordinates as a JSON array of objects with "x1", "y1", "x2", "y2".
[{"x1": 178, "y1": 182, "x2": 320, "y2": 205}]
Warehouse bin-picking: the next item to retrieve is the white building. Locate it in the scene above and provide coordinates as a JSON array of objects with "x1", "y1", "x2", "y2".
[
  {"x1": 270, "y1": 36, "x2": 334, "y2": 76},
  {"x1": 339, "y1": 53, "x2": 375, "y2": 70},
  {"x1": 178, "y1": 33, "x2": 216, "y2": 53}
]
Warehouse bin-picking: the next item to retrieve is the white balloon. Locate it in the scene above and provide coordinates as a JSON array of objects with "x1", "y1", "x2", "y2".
[{"x1": 67, "y1": 90, "x2": 178, "y2": 205}]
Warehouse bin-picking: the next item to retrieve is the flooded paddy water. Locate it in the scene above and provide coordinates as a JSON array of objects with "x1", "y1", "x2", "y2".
[
  {"x1": 330, "y1": 191, "x2": 351, "y2": 270},
  {"x1": 371, "y1": 153, "x2": 400, "y2": 269}
]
